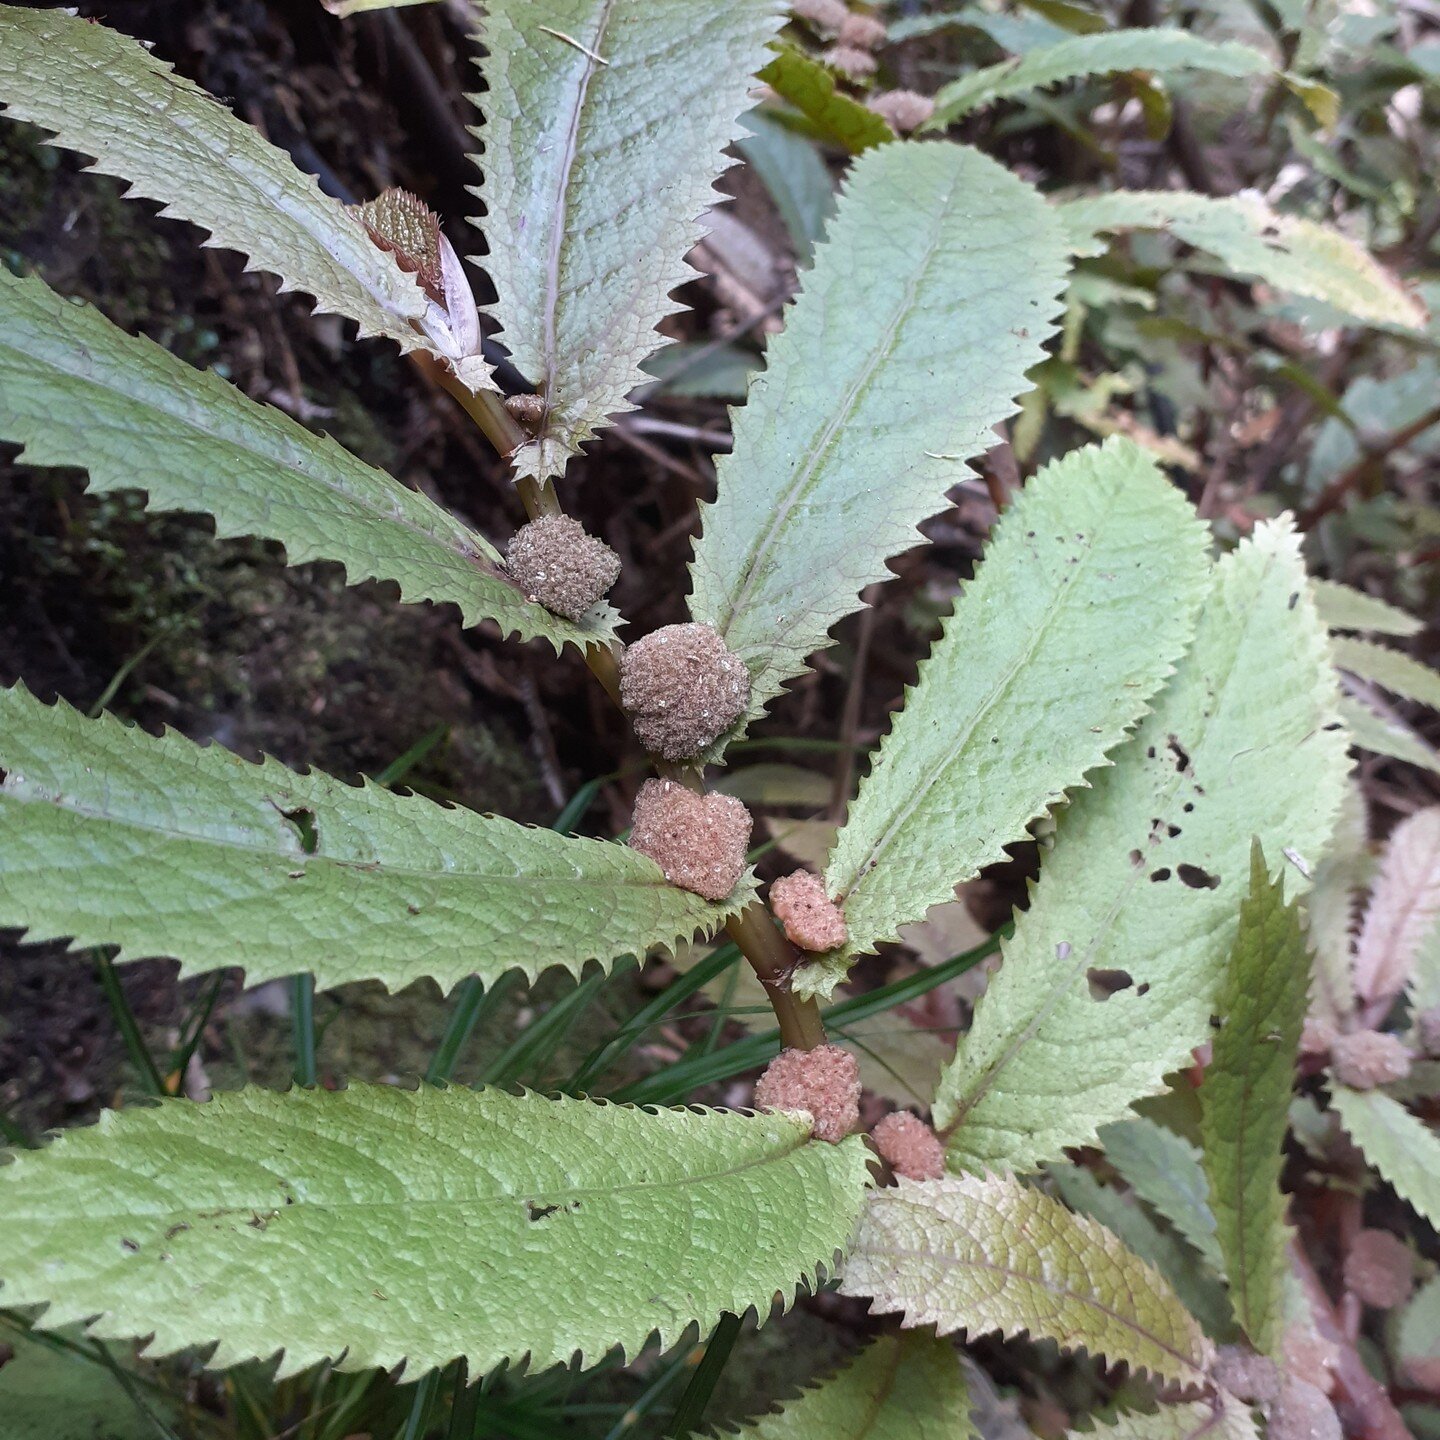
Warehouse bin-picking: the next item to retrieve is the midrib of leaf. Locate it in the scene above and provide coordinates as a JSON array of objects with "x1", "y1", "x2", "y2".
[
  {"x1": 860, "y1": 1202, "x2": 1205, "y2": 1376},
  {"x1": 953, "y1": 556, "x2": 1266, "y2": 1122},
  {"x1": 715, "y1": 165, "x2": 961, "y2": 640}
]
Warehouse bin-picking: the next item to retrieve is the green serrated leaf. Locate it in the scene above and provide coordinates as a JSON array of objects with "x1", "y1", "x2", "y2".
[
  {"x1": 1198, "y1": 844, "x2": 1310, "y2": 1355},
  {"x1": 738, "y1": 112, "x2": 836, "y2": 262},
  {"x1": 1074, "y1": 1398, "x2": 1260, "y2": 1440},
  {"x1": 936, "y1": 519, "x2": 1348, "y2": 1172},
  {"x1": 1059, "y1": 190, "x2": 1426, "y2": 331},
  {"x1": 725, "y1": 1332, "x2": 974, "y2": 1438},
  {"x1": 1311, "y1": 580, "x2": 1422, "y2": 638},
  {"x1": 0, "y1": 269, "x2": 609, "y2": 653},
  {"x1": 471, "y1": 0, "x2": 782, "y2": 479},
  {"x1": 808, "y1": 438, "x2": 1208, "y2": 997},
  {"x1": 1330, "y1": 1084, "x2": 1440, "y2": 1229},
  {"x1": 1332, "y1": 636, "x2": 1440, "y2": 711},
  {"x1": 0, "y1": 1085, "x2": 871, "y2": 1378},
  {"x1": 1399, "y1": 1276, "x2": 1440, "y2": 1379},
  {"x1": 839, "y1": 1172, "x2": 1213, "y2": 1385},
  {"x1": 0, "y1": 6, "x2": 470, "y2": 370},
  {"x1": 0, "y1": 685, "x2": 751, "y2": 993},
  {"x1": 1354, "y1": 807, "x2": 1440, "y2": 1022},
  {"x1": 1097, "y1": 1117, "x2": 1223, "y2": 1274},
  {"x1": 689, "y1": 141, "x2": 1069, "y2": 754},
  {"x1": 757, "y1": 47, "x2": 895, "y2": 154},
  {"x1": 926, "y1": 29, "x2": 1271, "y2": 127},
  {"x1": 1336, "y1": 697, "x2": 1440, "y2": 778}
]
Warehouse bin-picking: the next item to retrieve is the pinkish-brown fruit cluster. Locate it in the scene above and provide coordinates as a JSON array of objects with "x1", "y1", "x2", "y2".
[
  {"x1": 1269, "y1": 1378, "x2": 1342, "y2": 1440},
  {"x1": 791, "y1": 0, "x2": 848, "y2": 31},
  {"x1": 628, "y1": 779, "x2": 751, "y2": 902},
  {"x1": 838, "y1": 11, "x2": 887, "y2": 47},
  {"x1": 1330, "y1": 1029, "x2": 1412, "y2": 1089},
  {"x1": 871, "y1": 1111, "x2": 945, "y2": 1181},
  {"x1": 1211, "y1": 1346, "x2": 1282, "y2": 1405},
  {"x1": 824, "y1": 43, "x2": 877, "y2": 79},
  {"x1": 1344, "y1": 1228, "x2": 1413, "y2": 1309},
  {"x1": 1415, "y1": 1005, "x2": 1440, "y2": 1058},
  {"x1": 770, "y1": 871, "x2": 848, "y2": 953},
  {"x1": 506, "y1": 515, "x2": 620, "y2": 622},
  {"x1": 618, "y1": 623, "x2": 750, "y2": 760},
  {"x1": 753, "y1": 1044, "x2": 861, "y2": 1144},
  {"x1": 867, "y1": 89, "x2": 936, "y2": 133}
]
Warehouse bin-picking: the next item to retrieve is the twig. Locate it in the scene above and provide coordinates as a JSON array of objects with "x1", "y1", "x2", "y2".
[{"x1": 1299, "y1": 401, "x2": 1440, "y2": 527}]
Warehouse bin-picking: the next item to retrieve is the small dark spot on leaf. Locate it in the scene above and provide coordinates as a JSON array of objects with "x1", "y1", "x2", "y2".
[
  {"x1": 164, "y1": 1223, "x2": 190, "y2": 1241},
  {"x1": 1177, "y1": 863, "x2": 1220, "y2": 890},
  {"x1": 1183, "y1": 802, "x2": 1194, "y2": 813},
  {"x1": 1150, "y1": 868, "x2": 1171, "y2": 882},
  {"x1": 1166, "y1": 735, "x2": 1191, "y2": 774},
  {"x1": 1136, "y1": 982, "x2": 1151, "y2": 996},
  {"x1": 1209, "y1": 1014, "x2": 1224, "y2": 1030},
  {"x1": 1167, "y1": 824, "x2": 1181, "y2": 838},
  {"x1": 526, "y1": 1201, "x2": 560, "y2": 1222},
  {"x1": 1087, "y1": 967, "x2": 1133, "y2": 1000},
  {"x1": 1129, "y1": 849, "x2": 1144, "y2": 868},
  {"x1": 121, "y1": 1238, "x2": 139, "y2": 1253},
  {"x1": 1146, "y1": 746, "x2": 1156, "y2": 759},
  {"x1": 1288, "y1": 592, "x2": 1299, "y2": 610}
]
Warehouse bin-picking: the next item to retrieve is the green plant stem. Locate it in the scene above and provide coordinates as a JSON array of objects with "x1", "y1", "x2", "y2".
[
  {"x1": 725, "y1": 903, "x2": 826, "y2": 1051},
  {"x1": 291, "y1": 974, "x2": 318, "y2": 1087},
  {"x1": 665, "y1": 1313, "x2": 742, "y2": 1439},
  {"x1": 94, "y1": 952, "x2": 166, "y2": 1098}
]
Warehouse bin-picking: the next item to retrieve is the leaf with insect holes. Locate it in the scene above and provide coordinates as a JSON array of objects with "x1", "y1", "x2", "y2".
[
  {"x1": 0, "y1": 1085, "x2": 871, "y2": 1378},
  {"x1": 1353, "y1": 808, "x2": 1440, "y2": 1023},
  {"x1": 1332, "y1": 636, "x2": 1440, "y2": 710},
  {"x1": 756, "y1": 46, "x2": 895, "y2": 154},
  {"x1": 804, "y1": 438, "x2": 1209, "y2": 999},
  {"x1": 0, "y1": 270, "x2": 610, "y2": 652},
  {"x1": 840, "y1": 1173, "x2": 1213, "y2": 1386},
  {"x1": 689, "y1": 141, "x2": 1069, "y2": 755},
  {"x1": 1312, "y1": 581, "x2": 1422, "y2": 638},
  {"x1": 0, "y1": 6, "x2": 483, "y2": 378},
  {"x1": 1074, "y1": 1399, "x2": 1260, "y2": 1440},
  {"x1": 724, "y1": 1332, "x2": 974, "y2": 1439},
  {"x1": 1330, "y1": 1085, "x2": 1440, "y2": 1229},
  {"x1": 1059, "y1": 191, "x2": 1426, "y2": 331},
  {"x1": 471, "y1": 0, "x2": 783, "y2": 480},
  {"x1": 934, "y1": 519, "x2": 1348, "y2": 1173},
  {"x1": 0, "y1": 686, "x2": 751, "y2": 993},
  {"x1": 1199, "y1": 844, "x2": 1311, "y2": 1356},
  {"x1": 925, "y1": 29, "x2": 1271, "y2": 127}
]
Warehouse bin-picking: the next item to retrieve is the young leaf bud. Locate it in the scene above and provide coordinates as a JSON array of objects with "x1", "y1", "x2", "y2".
[
  {"x1": 770, "y1": 870, "x2": 847, "y2": 952},
  {"x1": 618, "y1": 623, "x2": 751, "y2": 760},
  {"x1": 867, "y1": 89, "x2": 936, "y2": 133},
  {"x1": 824, "y1": 44, "x2": 877, "y2": 80},
  {"x1": 505, "y1": 515, "x2": 620, "y2": 622},
  {"x1": 628, "y1": 779, "x2": 751, "y2": 902},
  {"x1": 1329, "y1": 1028, "x2": 1411, "y2": 1089},
  {"x1": 871, "y1": 1111, "x2": 945, "y2": 1180},
  {"x1": 753, "y1": 1044, "x2": 861, "y2": 1144},
  {"x1": 504, "y1": 394, "x2": 547, "y2": 433},
  {"x1": 1343, "y1": 1228, "x2": 1413, "y2": 1309},
  {"x1": 838, "y1": 12, "x2": 887, "y2": 49}
]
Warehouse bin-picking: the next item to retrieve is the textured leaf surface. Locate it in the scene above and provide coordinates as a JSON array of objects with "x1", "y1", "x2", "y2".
[
  {"x1": 1075, "y1": 1399, "x2": 1260, "y2": 1440},
  {"x1": 1336, "y1": 696, "x2": 1440, "y2": 778},
  {"x1": 1330, "y1": 1085, "x2": 1440, "y2": 1229},
  {"x1": 757, "y1": 48, "x2": 895, "y2": 154},
  {"x1": 935, "y1": 520, "x2": 1348, "y2": 1171},
  {"x1": 0, "y1": 6, "x2": 458, "y2": 364},
  {"x1": 1198, "y1": 845, "x2": 1309, "y2": 1355},
  {"x1": 725, "y1": 1333, "x2": 973, "y2": 1439},
  {"x1": 690, "y1": 142, "x2": 1068, "y2": 749},
  {"x1": 0, "y1": 1085, "x2": 871, "y2": 1377},
  {"x1": 927, "y1": 30, "x2": 1270, "y2": 126},
  {"x1": 840, "y1": 1173, "x2": 1213, "y2": 1385},
  {"x1": 472, "y1": 0, "x2": 782, "y2": 479},
  {"x1": 1060, "y1": 191, "x2": 1425, "y2": 330},
  {"x1": 0, "y1": 270, "x2": 608, "y2": 651},
  {"x1": 0, "y1": 687, "x2": 750, "y2": 992},
  {"x1": 813, "y1": 439, "x2": 1208, "y2": 994},
  {"x1": 1354, "y1": 807, "x2": 1440, "y2": 1022},
  {"x1": 1333, "y1": 636, "x2": 1440, "y2": 710},
  {"x1": 1312, "y1": 580, "x2": 1422, "y2": 638}
]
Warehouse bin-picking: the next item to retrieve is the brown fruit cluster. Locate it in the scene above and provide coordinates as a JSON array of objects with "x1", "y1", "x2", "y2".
[
  {"x1": 770, "y1": 870, "x2": 848, "y2": 953},
  {"x1": 838, "y1": 11, "x2": 886, "y2": 47},
  {"x1": 791, "y1": 0, "x2": 848, "y2": 31},
  {"x1": 1211, "y1": 1346, "x2": 1281, "y2": 1405},
  {"x1": 824, "y1": 44, "x2": 877, "y2": 79},
  {"x1": 506, "y1": 515, "x2": 620, "y2": 622},
  {"x1": 1329, "y1": 1028, "x2": 1412, "y2": 1089},
  {"x1": 867, "y1": 89, "x2": 936, "y2": 133},
  {"x1": 870, "y1": 1111, "x2": 945, "y2": 1181},
  {"x1": 618, "y1": 623, "x2": 750, "y2": 760},
  {"x1": 628, "y1": 779, "x2": 751, "y2": 902},
  {"x1": 1344, "y1": 1227, "x2": 1413, "y2": 1309},
  {"x1": 753, "y1": 1044, "x2": 861, "y2": 1144}
]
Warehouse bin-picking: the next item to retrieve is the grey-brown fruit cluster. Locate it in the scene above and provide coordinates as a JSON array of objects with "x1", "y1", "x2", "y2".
[
  {"x1": 505, "y1": 515, "x2": 620, "y2": 622},
  {"x1": 618, "y1": 623, "x2": 750, "y2": 760},
  {"x1": 628, "y1": 779, "x2": 751, "y2": 902},
  {"x1": 1343, "y1": 1227, "x2": 1413, "y2": 1309},
  {"x1": 753, "y1": 1044, "x2": 860, "y2": 1144},
  {"x1": 770, "y1": 870, "x2": 847, "y2": 952},
  {"x1": 867, "y1": 89, "x2": 936, "y2": 133},
  {"x1": 825, "y1": 43, "x2": 877, "y2": 79},
  {"x1": 791, "y1": 0, "x2": 848, "y2": 31}
]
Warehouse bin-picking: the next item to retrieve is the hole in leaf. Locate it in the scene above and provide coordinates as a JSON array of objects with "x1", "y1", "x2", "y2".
[
  {"x1": 1166, "y1": 735, "x2": 1191, "y2": 773},
  {"x1": 1150, "y1": 868, "x2": 1171, "y2": 882},
  {"x1": 1177, "y1": 863, "x2": 1220, "y2": 890},
  {"x1": 275, "y1": 804, "x2": 319, "y2": 855},
  {"x1": 1087, "y1": 967, "x2": 1133, "y2": 1000},
  {"x1": 526, "y1": 1201, "x2": 560, "y2": 1222}
]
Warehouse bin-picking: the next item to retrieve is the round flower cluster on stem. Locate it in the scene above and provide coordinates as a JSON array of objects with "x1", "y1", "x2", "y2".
[
  {"x1": 753, "y1": 1044, "x2": 860, "y2": 1143},
  {"x1": 618, "y1": 622, "x2": 750, "y2": 760},
  {"x1": 627, "y1": 779, "x2": 751, "y2": 902},
  {"x1": 769, "y1": 871, "x2": 847, "y2": 952},
  {"x1": 505, "y1": 515, "x2": 620, "y2": 622},
  {"x1": 870, "y1": 1111, "x2": 945, "y2": 1180}
]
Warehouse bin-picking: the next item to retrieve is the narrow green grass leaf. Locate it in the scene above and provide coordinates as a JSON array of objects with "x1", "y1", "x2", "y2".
[
  {"x1": 472, "y1": 0, "x2": 783, "y2": 479},
  {"x1": 757, "y1": 47, "x2": 895, "y2": 154},
  {"x1": 0, "y1": 686, "x2": 752, "y2": 993},
  {"x1": 690, "y1": 142, "x2": 1069, "y2": 753},
  {"x1": 0, "y1": 1085, "x2": 872, "y2": 1378},
  {"x1": 1198, "y1": 844, "x2": 1310, "y2": 1355},
  {"x1": 927, "y1": 30, "x2": 1271, "y2": 127},
  {"x1": 725, "y1": 1333, "x2": 974, "y2": 1438},
  {"x1": 1332, "y1": 636, "x2": 1440, "y2": 710},
  {"x1": 936, "y1": 519, "x2": 1348, "y2": 1172},
  {"x1": 1311, "y1": 580, "x2": 1423, "y2": 638},
  {"x1": 1330, "y1": 1085, "x2": 1440, "y2": 1229},
  {"x1": 1060, "y1": 191, "x2": 1426, "y2": 331},
  {"x1": 0, "y1": 269, "x2": 610, "y2": 652},
  {"x1": 840, "y1": 1173, "x2": 1213, "y2": 1386},
  {"x1": 811, "y1": 438, "x2": 1208, "y2": 996}
]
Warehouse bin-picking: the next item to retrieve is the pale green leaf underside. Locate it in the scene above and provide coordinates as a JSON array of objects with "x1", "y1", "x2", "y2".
[
  {"x1": 0, "y1": 269, "x2": 610, "y2": 651},
  {"x1": 1312, "y1": 580, "x2": 1422, "y2": 638},
  {"x1": 1198, "y1": 847, "x2": 1310, "y2": 1356},
  {"x1": 936, "y1": 519, "x2": 1348, "y2": 1172},
  {"x1": 1330, "y1": 1085, "x2": 1440, "y2": 1229},
  {"x1": 1332, "y1": 635, "x2": 1440, "y2": 710},
  {"x1": 1059, "y1": 190, "x2": 1425, "y2": 331},
  {"x1": 812, "y1": 438, "x2": 1208, "y2": 995},
  {"x1": 726, "y1": 1333, "x2": 974, "y2": 1439},
  {"x1": 0, "y1": 5, "x2": 444, "y2": 358},
  {"x1": 690, "y1": 142, "x2": 1069, "y2": 751},
  {"x1": 1336, "y1": 697, "x2": 1440, "y2": 777},
  {"x1": 927, "y1": 30, "x2": 1271, "y2": 127},
  {"x1": 839, "y1": 1173, "x2": 1212, "y2": 1385},
  {"x1": 1075, "y1": 1398, "x2": 1260, "y2": 1440},
  {"x1": 0, "y1": 686, "x2": 751, "y2": 993},
  {"x1": 0, "y1": 1085, "x2": 871, "y2": 1377},
  {"x1": 472, "y1": 0, "x2": 783, "y2": 479}
]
